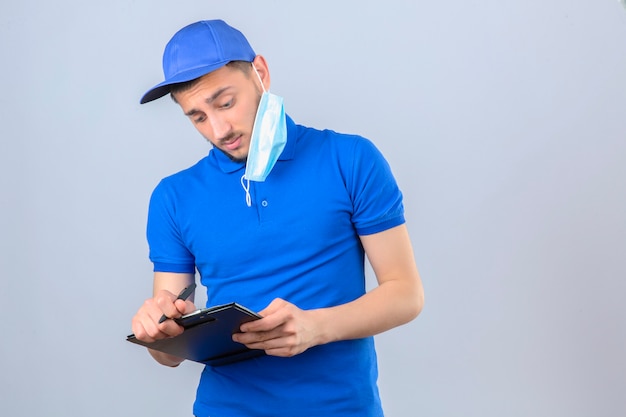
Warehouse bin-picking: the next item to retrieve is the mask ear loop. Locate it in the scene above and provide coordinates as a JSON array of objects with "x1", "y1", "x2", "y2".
[
  {"x1": 251, "y1": 64, "x2": 267, "y2": 93},
  {"x1": 241, "y1": 63, "x2": 266, "y2": 208},
  {"x1": 240, "y1": 174, "x2": 252, "y2": 207}
]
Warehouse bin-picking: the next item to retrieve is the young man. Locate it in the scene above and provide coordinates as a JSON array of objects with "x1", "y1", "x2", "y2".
[{"x1": 131, "y1": 19, "x2": 423, "y2": 417}]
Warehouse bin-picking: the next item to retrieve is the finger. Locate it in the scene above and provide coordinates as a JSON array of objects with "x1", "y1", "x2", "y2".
[
  {"x1": 155, "y1": 292, "x2": 181, "y2": 320},
  {"x1": 173, "y1": 299, "x2": 197, "y2": 316},
  {"x1": 240, "y1": 313, "x2": 285, "y2": 333},
  {"x1": 241, "y1": 299, "x2": 290, "y2": 332},
  {"x1": 158, "y1": 319, "x2": 185, "y2": 338},
  {"x1": 264, "y1": 346, "x2": 302, "y2": 357},
  {"x1": 235, "y1": 333, "x2": 303, "y2": 357},
  {"x1": 132, "y1": 311, "x2": 169, "y2": 343},
  {"x1": 257, "y1": 298, "x2": 287, "y2": 317},
  {"x1": 151, "y1": 302, "x2": 186, "y2": 336},
  {"x1": 233, "y1": 332, "x2": 279, "y2": 349},
  {"x1": 134, "y1": 298, "x2": 185, "y2": 340},
  {"x1": 233, "y1": 327, "x2": 282, "y2": 345}
]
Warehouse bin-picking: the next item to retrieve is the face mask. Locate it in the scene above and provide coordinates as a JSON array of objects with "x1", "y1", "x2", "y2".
[{"x1": 243, "y1": 65, "x2": 287, "y2": 182}]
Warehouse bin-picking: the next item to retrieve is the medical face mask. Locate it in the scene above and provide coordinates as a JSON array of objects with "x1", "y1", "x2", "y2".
[{"x1": 243, "y1": 65, "x2": 287, "y2": 182}]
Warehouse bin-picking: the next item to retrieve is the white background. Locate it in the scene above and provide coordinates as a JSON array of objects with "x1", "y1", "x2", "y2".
[{"x1": 1, "y1": 1, "x2": 625, "y2": 416}]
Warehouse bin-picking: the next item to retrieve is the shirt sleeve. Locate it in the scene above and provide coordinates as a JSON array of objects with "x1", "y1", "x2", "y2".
[
  {"x1": 344, "y1": 136, "x2": 405, "y2": 235},
  {"x1": 146, "y1": 179, "x2": 196, "y2": 273}
]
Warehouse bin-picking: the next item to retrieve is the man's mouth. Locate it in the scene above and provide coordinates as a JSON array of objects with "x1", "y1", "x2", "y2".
[{"x1": 222, "y1": 134, "x2": 242, "y2": 151}]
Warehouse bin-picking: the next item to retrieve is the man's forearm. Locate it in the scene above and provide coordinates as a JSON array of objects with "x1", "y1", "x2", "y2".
[
  {"x1": 312, "y1": 276, "x2": 423, "y2": 345},
  {"x1": 148, "y1": 348, "x2": 186, "y2": 367}
]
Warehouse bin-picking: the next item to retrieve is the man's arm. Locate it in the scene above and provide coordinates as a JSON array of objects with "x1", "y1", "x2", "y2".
[
  {"x1": 131, "y1": 271, "x2": 197, "y2": 367},
  {"x1": 233, "y1": 224, "x2": 424, "y2": 356},
  {"x1": 323, "y1": 223, "x2": 423, "y2": 339}
]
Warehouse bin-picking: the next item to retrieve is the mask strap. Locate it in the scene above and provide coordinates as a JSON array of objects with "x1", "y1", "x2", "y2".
[
  {"x1": 251, "y1": 64, "x2": 267, "y2": 93},
  {"x1": 240, "y1": 174, "x2": 252, "y2": 207}
]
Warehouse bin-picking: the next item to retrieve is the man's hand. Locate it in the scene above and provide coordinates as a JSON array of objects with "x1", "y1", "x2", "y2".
[
  {"x1": 130, "y1": 272, "x2": 197, "y2": 367},
  {"x1": 232, "y1": 298, "x2": 325, "y2": 357},
  {"x1": 131, "y1": 289, "x2": 196, "y2": 343}
]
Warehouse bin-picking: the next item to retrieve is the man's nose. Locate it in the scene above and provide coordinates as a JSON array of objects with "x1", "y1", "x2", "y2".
[{"x1": 208, "y1": 114, "x2": 231, "y2": 140}]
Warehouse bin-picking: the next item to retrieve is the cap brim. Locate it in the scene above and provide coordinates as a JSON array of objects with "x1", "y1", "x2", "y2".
[{"x1": 140, "y1": 61, "x2": 230, "y2": 104}]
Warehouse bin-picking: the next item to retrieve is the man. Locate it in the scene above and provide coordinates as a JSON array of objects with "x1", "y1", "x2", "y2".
[{"x1": 131, "y1": 19, "x2": 423, "y2": 417}]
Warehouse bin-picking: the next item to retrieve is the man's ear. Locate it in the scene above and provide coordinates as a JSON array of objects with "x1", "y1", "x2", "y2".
[{"x1": 251, "y1": 55, "x2": 271, "y2": 91}]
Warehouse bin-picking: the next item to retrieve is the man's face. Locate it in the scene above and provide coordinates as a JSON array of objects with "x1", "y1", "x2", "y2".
[{"x1": 172, "y1": 64, "x2": 262, "y2": 162}]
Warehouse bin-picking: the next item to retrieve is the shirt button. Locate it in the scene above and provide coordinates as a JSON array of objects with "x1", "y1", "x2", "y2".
[{"x1": 261, "y1": 200, "x2": 268, "y2": 207}]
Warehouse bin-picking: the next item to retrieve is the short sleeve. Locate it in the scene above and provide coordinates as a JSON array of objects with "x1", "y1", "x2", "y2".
[
  {"x1": 146, "y1": 179, "x2": 196, "y2": 273},
  {"x1": 345, "y1": 137, "x2": 405, "y2": 235}
]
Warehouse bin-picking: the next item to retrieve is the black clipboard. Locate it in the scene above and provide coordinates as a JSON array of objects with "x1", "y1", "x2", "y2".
[{"x1": 127, "y1": 303, "x2": 264, "y2": 366}]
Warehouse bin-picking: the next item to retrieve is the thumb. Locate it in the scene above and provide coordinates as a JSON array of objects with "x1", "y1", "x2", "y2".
[
  {"x1": 174, "y1": 299, "x2": 197, "y2": 315},
  {"x1": 257, "y1": 298, "x2": 287, "y2": 317}
]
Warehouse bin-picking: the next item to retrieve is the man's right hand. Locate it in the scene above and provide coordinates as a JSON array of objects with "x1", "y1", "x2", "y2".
[
  {"x1": 131, "y1": 289, "x2": 197, "y2": 343},
  {"x1": 131, "y1": 272, "x2": 197, "y2": 366}
]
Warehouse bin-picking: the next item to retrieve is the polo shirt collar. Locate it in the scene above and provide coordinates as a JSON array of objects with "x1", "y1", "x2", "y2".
[{"x1": 211, "y1": 114, "x2": 297, "y2": 174}]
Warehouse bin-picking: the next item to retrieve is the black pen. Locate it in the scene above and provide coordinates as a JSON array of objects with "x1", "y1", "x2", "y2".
[{"x1": 158, "y1": 282, "x2": 197, "y2": 324}]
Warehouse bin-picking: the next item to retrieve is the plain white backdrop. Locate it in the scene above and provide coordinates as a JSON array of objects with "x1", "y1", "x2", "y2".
[{"x1": 1, "y1": 1, "x2": 625, "y2": 416}]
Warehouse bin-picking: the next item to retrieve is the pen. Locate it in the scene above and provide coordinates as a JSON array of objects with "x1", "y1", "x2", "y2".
[{"x1": 158, "y1": 282, "x2": 197, "y2": 324}]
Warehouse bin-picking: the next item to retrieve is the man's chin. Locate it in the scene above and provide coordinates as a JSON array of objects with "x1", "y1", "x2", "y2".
[
  {"x1": 231, "y1": 155, "x2": 247, "y2": 163},
  {"x1": 220, "y1": 147, "x2": 247, "y2": 163}
]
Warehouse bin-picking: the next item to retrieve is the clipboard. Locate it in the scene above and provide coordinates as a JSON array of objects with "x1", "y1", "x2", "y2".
[{"x1": 127, "y1": 302, "x2": 264, "y2": 366}]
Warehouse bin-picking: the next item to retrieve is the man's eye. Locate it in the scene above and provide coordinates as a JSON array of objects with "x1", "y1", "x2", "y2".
[
  {"x1": 221, "y1": 99, "x2": 233, "y2": 109},
  {"x1": 194, "y1": 116, "x2": 206, "y2": 123}
]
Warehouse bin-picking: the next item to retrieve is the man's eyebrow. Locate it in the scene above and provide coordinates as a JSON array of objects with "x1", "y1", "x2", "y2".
[{"x1": 184, "y1": 86, "x2": 232, "y2": 116}]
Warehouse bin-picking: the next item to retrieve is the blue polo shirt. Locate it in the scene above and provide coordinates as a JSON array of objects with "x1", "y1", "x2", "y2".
[{"x1": 147, "y1": 116, "x2": 405, "y2": 416}]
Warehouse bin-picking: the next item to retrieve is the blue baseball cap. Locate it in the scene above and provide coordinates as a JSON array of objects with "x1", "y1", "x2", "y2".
[{"x1": 140, "y1": 20, "x2": 256, "y2": 104}]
